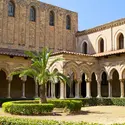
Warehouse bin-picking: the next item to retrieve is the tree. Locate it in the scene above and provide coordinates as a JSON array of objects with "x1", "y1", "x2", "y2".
[{"x1": 10, "y1": 48, "x2": 69, "y2": 103}]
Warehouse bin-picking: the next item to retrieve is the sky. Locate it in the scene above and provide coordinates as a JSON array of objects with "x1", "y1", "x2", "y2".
[{"x1": 40, "y1": 0, "x2": 125, "y2": 31}]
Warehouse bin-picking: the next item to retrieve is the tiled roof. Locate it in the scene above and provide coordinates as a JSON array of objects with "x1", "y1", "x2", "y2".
[
  {"x1": 0, "y1": 48, "x2": 28, "y2": 57},
  {"x1": 94, "y1": 49, "x2": 125, "y2": 57},
  {"x1": 77, "y1": 18, "x2": 125, "y2": 36},
  {"x1": 52, "y1": 51, "x2": 93, "y2": 57},
  {"x1": 0, "y1": 48, "x2": 125, "y2": 58}
]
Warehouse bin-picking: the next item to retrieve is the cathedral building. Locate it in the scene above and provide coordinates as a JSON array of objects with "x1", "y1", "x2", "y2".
[{"x1": 0, "y1": 0, "x2": 125, "y2": 99}]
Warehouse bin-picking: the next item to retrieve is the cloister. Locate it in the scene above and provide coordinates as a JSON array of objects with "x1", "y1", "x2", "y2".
[{"x1": 0, "y1": 51, "x2": 125, "y2": 99}]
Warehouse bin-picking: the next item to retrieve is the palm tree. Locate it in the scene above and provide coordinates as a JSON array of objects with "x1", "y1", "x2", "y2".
[{"x1": 10, "y1": 48, "x2": 69, "y2": 103}]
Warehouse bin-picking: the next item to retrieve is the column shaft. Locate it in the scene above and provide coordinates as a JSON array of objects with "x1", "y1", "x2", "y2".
[
  {"x1": 60, "y1": 82, "x2": 65, "y2": 99},
  {"x1": 120, "y1": 79, "x2": 124, "y2": 98},
  {"x1": 97, "y1": 81, "x2": 101, "y2": 98},
  {"x1": 108, "y1": 80, "x2": 112, "y2": 98},
  {"x1": 22, "y1": 82, "x2": 26, "y2": 98},
  {"x1": 75, "y1": 82, "x2": 80, "y2": 98},
  {"x1": 7, "y1": 81, "x2": 11, "y2": 98},
  {"x1": 86, "y1": 81, "x2": 91, "y2": 98}
]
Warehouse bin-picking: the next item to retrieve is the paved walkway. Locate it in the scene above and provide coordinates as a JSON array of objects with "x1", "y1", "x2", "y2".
[{"x1": 1, "y1": 106, "x2": 125, "y2": 125}]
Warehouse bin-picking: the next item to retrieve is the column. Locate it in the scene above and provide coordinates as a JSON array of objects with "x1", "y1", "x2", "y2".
[
  {"x1": 108, "y1": 80, "x2": 112, "y2": 98},
  {"x1": 7, "y1": 77, "x2": 12, "y2": 98},
  {"x1": 75, "y1": 81, "x2": 80, "y2": 98},
  {"x1": 69, "y1": 80, "x2": 74, "y2": 98},
  {"x1": 120, "y1": 79, "x2": 124, "y2": 98},
  {"x1": 60, "y1": 82, "x2": 65, "y2": 99},
  {"x1": 21, "y1": 77, "x2": 26, "y2": 98},
  {"x1": 35, "y1": 82, "x2": 38, "y2": 98},
  {"x1": 97, "y1": 80, "x2": 101, "y2": 98},
  {"x1": 86, "y1": 80, "x2": 91, "y2": 98},
  {"x1": 51, "y1": 83, "x2": 56, "y2": 98}
]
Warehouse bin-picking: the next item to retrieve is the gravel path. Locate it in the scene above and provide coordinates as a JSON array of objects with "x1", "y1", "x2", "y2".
[{"x1": 1, "y1": 106, "x2": 125, "y2": 125}]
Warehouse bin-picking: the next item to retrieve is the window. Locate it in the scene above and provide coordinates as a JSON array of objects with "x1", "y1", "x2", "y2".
[
  {"x1": 82, "y1": 42, "x2": 87, "y2": 54},
  {"x1": 118, "y1": 33, "x2": 124, "y2": 49},
  {"x1": 49, "y1": 11, "x2": 54, "y2": 26},
  {"x1": 66, "y1": 15, "x2": 71, "y2": 30},
  {"x1": 30, "y1": 6, "x2": 36, "y2": 21},
  {"x1": 8, "y1": 1, "x2": 15, "y2": 17},
  {"x1": 99, "y1": 38, "x2": 104, "y2": 52}
]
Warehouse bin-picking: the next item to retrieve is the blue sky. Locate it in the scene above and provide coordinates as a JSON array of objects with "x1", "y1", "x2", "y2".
[{"x1": 40, "y1": 0, "x2": 125, "y2": 31}]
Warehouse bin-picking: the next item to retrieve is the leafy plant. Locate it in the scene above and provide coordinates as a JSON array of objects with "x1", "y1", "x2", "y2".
[{"x1": 10, "y1": 48, "x2": 69, "y2": 103}]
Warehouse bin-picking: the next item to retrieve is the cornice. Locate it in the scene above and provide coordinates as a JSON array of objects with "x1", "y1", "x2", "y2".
[{"x1": 76, "y1": 18, "x2": 125, "y2": 36}]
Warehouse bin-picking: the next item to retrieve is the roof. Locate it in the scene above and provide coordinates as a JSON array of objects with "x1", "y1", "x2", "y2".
[
  {"x1": 0, "y1": 47, "x2": 125, "y2": 58},
  {"x1": 52, "y1": 51, "x2": 93, "y2": 57},
  {"x1": 77, "y1": 18, "x2": 125, "y2": 36},
  {"x1": 0, "y1": 48, "x2": 28, "y2": 57},
  {"x1": 93, "y1": 49, "x2": 125, "y2": 57}
]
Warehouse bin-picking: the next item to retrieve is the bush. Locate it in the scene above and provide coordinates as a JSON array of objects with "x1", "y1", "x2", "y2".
[
  {"x1": 2, "y1": 101, "x2": 54, "y2": 115},
  {"x1": 67, "y1": 98, "x2": 125, "y2": 107},
  {"x1": 0, "y1": 116, "x2": 102, "y2": 125},
  {"x1": 48, "y1": 99, "x2": 82, "y2": 112}
]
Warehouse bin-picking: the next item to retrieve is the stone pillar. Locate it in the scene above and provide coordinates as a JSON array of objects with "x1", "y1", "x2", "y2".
[
  {"x1": 7, "y1": 77, "x2": 12, "y2": 98},
  {"x1": 35, "y1": 82, "x2": 38, "y2": 98},
  {"x1": 120, "y1": 79, "x2": 124, "y2": 98},
  {"x1": 108, "y1": 80, "x2": 112, "y2": 98},
  {"x1": 97, "y1": 80, "x2": 101, "y2": 98},
  {"x1": 75, "y1": 81, "x2": 80, "y2": 98},
  {"x1": 21, "y1": 77, "x2": 27, "y2": 98},
  {"x1": 60, "y1": 82, "x2": 65, "y2": 99},
  {"x1": 69, "y1": 81, "x2": 74, "y2": 98},
  {"x1": 51, "y1": 83, "x2": 55, "y2": 98},
  {"x1": 86, "y1": 80, "x2": 91, "y2": 98}
]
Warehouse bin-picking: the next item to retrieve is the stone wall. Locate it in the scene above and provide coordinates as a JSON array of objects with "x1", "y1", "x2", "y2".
[{"x1": 0, "y1": 0, "x2": 78, "y2": 52}]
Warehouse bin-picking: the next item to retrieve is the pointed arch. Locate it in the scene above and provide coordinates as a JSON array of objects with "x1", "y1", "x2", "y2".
[
  {"x1": 99, "y1": 38, "x2": 104, "y2": 53},
  {"x1": 82, "y1": 42, "x2": 87, "y2": 54},
  {"x1": 30, "y1": 6, "x2": 36, "y2": 21},
  {"x1": 117, "y1": 33, "x2": 124, "y2": 49},
  {"x1": 8, "y1": 1, "x2": 15, "y2": 17},
  {"x1": 49, "y1": 11, "x2": 55, "y2": 26},
  {"x1": 66, "y1": 15, "x2": 71, "y2": 30}
]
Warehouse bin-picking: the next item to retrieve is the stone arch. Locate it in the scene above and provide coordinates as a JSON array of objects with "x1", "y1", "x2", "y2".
[
  {"x1": 80, "y1": 40, "x2": 89, "y2": 54},
  {"x1": 114, "y1": 29, "x2": 124, "y2": 50},
  {"x1": 64, "y1": 61, "x2": 80, "y2": 79},
  {"x1": 96, "y1": 35, "x2": 107, "y2": 53},
  {"x1": 109, "y1": 68, "x2": 120, "y2": 97},
  {"x1": 109, "y1": 68, "x2": 120, "y2": 80}
]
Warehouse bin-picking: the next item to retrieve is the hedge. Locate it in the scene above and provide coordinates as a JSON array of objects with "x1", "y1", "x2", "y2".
[
  {"x1": 2, "y1": 99, "x2": 82, "y2": 115},
  {"x1": 2, "y1": 101, "x2": 54, "y2": 115},
  {"x1": 0, "y1": 117, "x2": 102, "y2": 125},
  {"x1": 67, "y1": 98, "x2": 125, "y2": 107}
]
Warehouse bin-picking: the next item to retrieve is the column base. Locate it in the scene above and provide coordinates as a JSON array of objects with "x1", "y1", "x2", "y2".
[
  {"x1": 7, "y1": 96, "x2": 11, "y2": 99},
  {"x1": 60, "y1": 97, "x2": 65, "y2": 99},
  {"x1": 120, "y1": 96, "x2": 124, "y2": 98},
  {"x1": 86, "y1": 96, "x2": 92, "y2": 98},
  {"x1": 75, "y1": 96, "x2": 80, "y2": 99},
  {"x1": 108, "y1": 96, "x2": 112, "y2": 98},
  {"x1": 21, "y1": 96, "x2": 26, "y2": 99},
  {"x1": 97, "y1": 95, "x2": 102, "y2": 98}
]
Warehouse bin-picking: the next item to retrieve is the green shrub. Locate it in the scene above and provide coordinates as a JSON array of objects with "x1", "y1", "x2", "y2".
[
  {"x1": 0, "y1": 116, "x2": 102, "y2": 125},
  {"x1": 2, "y1": 101, "x2": 54, "y2": 115},
  {"x1": 48, "y1": 99, "x2": 82, "y2": 112}
]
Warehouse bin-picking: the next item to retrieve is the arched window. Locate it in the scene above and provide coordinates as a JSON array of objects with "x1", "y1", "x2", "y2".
[
  {"x1": 101, "y1": 72, "x2": 108, "y2": 85},
  {"x1": 49, "y1": 11, "x2": 54, "y2": 26},
  {"x1": 30, "y1": 6, "x2": 36, "y2": 21},
  {"x1": 8, "y1": 1, "x2": 15, "y2": 17},
  {"x1": 66, "y1": 15, "x2": 71, "y2": 30},
  {"x1": 82, "y1": 42, "x2": 87, "y2": 54},
  {"x1": 99, "y1": 38, "x2": 104, "y2": 52},
  {"x1": 118, "y1": 33, "x2": 124, "y2": 49}
]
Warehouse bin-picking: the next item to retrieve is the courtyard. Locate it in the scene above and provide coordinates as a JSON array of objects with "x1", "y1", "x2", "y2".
[{"x1": 1, "y1": 106, "x2": 125, "y2": 125}]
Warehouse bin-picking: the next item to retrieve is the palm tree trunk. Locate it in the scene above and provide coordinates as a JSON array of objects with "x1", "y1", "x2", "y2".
[{"x1": 39, "y1": 84, "x2": 47, "y2": 103}]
